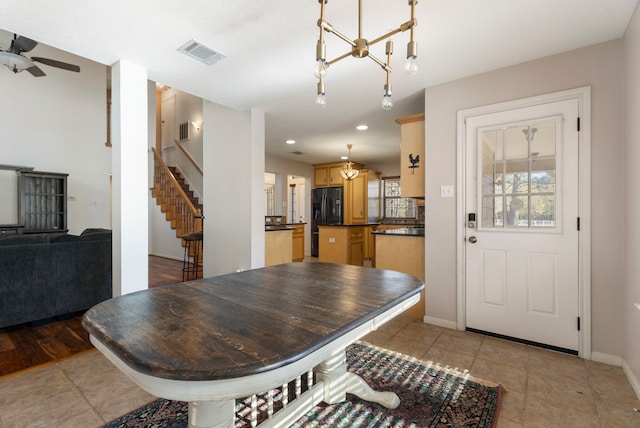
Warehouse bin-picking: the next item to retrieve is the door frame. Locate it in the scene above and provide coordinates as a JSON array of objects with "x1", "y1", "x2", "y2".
[{"x1": 455, "y1": 86, "x2": 592, "y2": 358}]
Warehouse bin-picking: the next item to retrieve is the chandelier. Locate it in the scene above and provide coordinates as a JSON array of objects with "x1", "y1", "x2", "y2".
[
  {"x1": 315, "y1": 0, "x2": 419, "y2": 110},
  {"x1": 341, "y1": 144, "x2": 360, "y2": 180}
]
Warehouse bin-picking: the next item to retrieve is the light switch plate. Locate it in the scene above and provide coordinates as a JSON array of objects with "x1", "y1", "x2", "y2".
[{"x1": 440, "y1": 185, "x2": 454, "y2": 198}]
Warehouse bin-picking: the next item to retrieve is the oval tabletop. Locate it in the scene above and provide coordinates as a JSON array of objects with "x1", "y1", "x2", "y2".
[{"x1": 82, "y1": 262, "x2": 424, "y2": 381}]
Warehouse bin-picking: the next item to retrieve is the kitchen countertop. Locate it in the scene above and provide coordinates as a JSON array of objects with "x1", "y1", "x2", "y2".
[
  {"x1": 265, "y1": 225, "x2": 295, "y2": 231},
  {"x1": 317, "y1": 223, "x2": 379, "y2": 227},
  {"x1": 372, "y1": 227, "x2": 425, "y2": 237}
]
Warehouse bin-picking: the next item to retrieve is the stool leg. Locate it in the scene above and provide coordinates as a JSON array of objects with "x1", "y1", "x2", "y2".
[{"x1": 182, "y1": 240, "x2": 188, "y2": 282}]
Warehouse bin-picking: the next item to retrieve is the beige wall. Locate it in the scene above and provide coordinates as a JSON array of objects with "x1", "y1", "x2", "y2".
[
  {"x1": 424, "y1": 40, "x2": 626, "y2": 357},
  {"x1": 624, "y1": 4, "x2": 640, "y2": 392}
]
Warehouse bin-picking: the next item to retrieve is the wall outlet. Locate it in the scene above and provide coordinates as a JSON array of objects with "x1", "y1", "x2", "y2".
[
  {"x1": 329, "y1": 237, "x2": 336, "y2": 243},
  {"x1": 68, "y1": 195, "x2": 77, "y2": 201}
]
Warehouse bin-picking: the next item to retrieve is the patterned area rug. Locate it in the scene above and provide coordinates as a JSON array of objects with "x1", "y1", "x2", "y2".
[{"x1": 104, "y1": 342, "x2": 502, "y2": 428}]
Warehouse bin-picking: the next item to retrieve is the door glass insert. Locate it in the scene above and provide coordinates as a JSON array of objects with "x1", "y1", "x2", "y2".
[{"x1": 479, "y1": 117, "x2": 560, "y2": 229}]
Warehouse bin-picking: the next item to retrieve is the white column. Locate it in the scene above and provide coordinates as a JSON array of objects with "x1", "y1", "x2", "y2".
[
  {"x1": 111, "y1": 60, "x2": 149, "y2": 296},
  {"x1": 202, "y1": 103, "x2": 265, "y2": 276}
]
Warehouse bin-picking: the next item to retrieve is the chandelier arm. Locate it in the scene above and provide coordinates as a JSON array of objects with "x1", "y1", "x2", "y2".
[
  {"x1": 326, "y1": 50, "x2": 354, "y2": 67},
  {"x1": 319, "y1": 21, "x2": 358, "y2": 48},
  {"x1": 368, "y1": 19, "x2": 417, "y2": 47},
  {"x1": 366, "y1": 53, "x2": 390, "y2": 72}
]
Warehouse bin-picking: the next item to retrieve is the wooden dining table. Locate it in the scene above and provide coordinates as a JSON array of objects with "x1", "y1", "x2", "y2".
[{"x1": 82, "y1": 262, "x2": 424, "y2": 428}]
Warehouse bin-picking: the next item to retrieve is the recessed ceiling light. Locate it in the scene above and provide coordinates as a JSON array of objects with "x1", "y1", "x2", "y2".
[
  {"x1": 340, "y1": 156, "x2": 348, "y2": 160},
  {"x1": 286, "y1": 140, "x2": 296, "y2": 144},
  {"x1": 356, "y1": 125, "x2": 368, "y2": 131}
]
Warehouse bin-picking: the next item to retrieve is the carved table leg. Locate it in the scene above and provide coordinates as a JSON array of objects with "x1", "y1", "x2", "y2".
[{"x1": 316, "y1": 349, "x2": 400, "y2": 409}]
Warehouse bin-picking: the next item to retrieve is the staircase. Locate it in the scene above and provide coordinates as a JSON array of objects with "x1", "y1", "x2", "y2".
[
  {"x1": 168, "y1": 166, "x2": 203, "y2": 214},
  {"x1": 150, "y1": 147, "x2": 203, "y2": 273}
]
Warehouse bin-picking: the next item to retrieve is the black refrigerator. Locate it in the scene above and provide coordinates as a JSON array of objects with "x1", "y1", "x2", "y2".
[{"x1": 311, "y1": 186, "x2": 344, "y2": 257}]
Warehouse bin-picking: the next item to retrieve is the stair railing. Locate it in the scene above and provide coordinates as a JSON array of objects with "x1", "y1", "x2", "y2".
[
  {"x1": 174, "y1": 139, "x2": 203, "y2": 176},
  {"x1": 151, "y1": 147, "x2": 203, "y2": 238}
]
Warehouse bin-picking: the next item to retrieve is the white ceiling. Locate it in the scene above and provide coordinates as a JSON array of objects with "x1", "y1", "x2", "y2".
[{"x1": 0, "y1": 0, "x2": 637, "y2": 165}]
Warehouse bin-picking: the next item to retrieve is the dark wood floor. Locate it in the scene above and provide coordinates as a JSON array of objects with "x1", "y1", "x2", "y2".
[{"x1": 0, "y1": 256, "x2": 184, "y2": 378}]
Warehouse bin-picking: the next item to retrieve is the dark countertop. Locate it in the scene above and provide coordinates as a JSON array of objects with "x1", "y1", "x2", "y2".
[
  {"x1": 372, "y1": 227, "x2": 425, "y2": 237},
  {"x1": 317, "y1": 223, "x2": 379, "y2": 227},
  {"x1": 265, "y1": 225, "x2": 295, "y2": 232}
]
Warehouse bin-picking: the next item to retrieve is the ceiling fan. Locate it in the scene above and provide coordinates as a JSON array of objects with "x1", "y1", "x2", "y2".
[{"x1": 0, "y1": 34, "x2": 80, "y2": 77}]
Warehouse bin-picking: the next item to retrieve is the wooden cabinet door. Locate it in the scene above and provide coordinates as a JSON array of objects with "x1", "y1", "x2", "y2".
[
  {"x1": 292, "y1": 224, "x2": 305, "y2": 261},
  {"x1": 346, "y1": 172, "x2": 367, "y2": 224},
  {"x1": 398, "y1": 113, "x2": 425, "y2": 198},
  {"x1": 314, "y1": 167, "x2": 328, "y2": 187},
  {"x1": 328, "y1": 166, "x2": 344, "y2": 186}
]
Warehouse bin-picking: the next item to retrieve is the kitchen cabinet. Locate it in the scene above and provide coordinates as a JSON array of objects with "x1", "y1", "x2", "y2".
[
  {"x1": 318, "y1": 225, "x2": 364, "y2": 266},
  {"x1": 344, "y1": 169, "x2": 380, "y2": 224},
  {"x1": 291, "y1": 223, "x2": 305, "y2": 262},
  {"x1": 313, "y1": 161, "x2": 366, "y2": 188},
  {"x1": 313, "y1": 163, "x2": 345, "y2": 187},
  {"x1": 374, "y1": 231, "x2": 425, "y2": 319},
  {"x1": 363, "y1": 225, "x2": 376, "y2": 263},
  {"x1": 265, "y1": 228, "x2": 293, "y2": 266},
  {"x1": 396, "y1": 113, "x2": 425, "y2": 198}
]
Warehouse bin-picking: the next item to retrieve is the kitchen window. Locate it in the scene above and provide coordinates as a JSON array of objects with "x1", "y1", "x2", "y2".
[{"x1": 382, "y1": 177, "x2": 416, "y2": 219}]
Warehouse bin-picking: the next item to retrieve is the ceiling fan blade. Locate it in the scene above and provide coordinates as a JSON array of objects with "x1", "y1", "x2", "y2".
[
  {"x1": 31, "y1": 57, "x2": 80, "y2": 73},
  {"x1": 26, "y1": 65, "x2": 46, "y2": 77},
  {"x1": 12, "y1": 36, "x2": 38, "y2": 53}
]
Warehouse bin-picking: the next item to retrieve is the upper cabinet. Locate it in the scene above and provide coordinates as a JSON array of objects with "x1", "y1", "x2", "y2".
[
  {"x1": 396, "y1": 113, "x2": 425, "y2": 198},
  {"x1": 314, "y1": 162, "x2": 362, "y2": 188}
]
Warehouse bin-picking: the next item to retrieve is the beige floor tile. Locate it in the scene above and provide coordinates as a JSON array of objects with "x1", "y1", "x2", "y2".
[
  {"x1": 527, "y1": 372, "x2": 597, "y2": 414},
  {"x1": 589, "y1": 365, "x2": 640, "y2": 403},
  {"x1": 497, "y1": 389, "x2": 524, "y2": 424},
  {"x1": 471, "y1": 357, "x2": 527, "y2": 393},
  {"x1": 476, "y1": 337, "x2": 529, "y2": 369},
  {"x1": 382, "y1": 334, "x2": 430, "y2": 359},
  {"x1": 393, "y1": 320, "x2": 444, "y2": 344},
  {"x1": 422, "y1": 345, "x2": 475, "y2": 371},
  {"x1": 432, "y1": 330, "x2": 483, "y2": 357},
  {"x1": 0, "y1": 385, "x2": 97, "y2": 428},
  {"x1": 595, "y1": 397, "x2": 640, "y2": 427},
  {"x1": 59, "y1": 351, "x2": 156, "y2": 423},
  {"x1": 524, "y1": 394, "x2": 600, "y2": 428},
  {"x1": 528, "y1": 346, "x2": 589, "y2": 386},
  {"x1": 497, "y1": 416, "x2": 523, "y2": 427}
]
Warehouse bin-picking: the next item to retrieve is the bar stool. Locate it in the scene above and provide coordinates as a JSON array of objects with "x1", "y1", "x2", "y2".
[{"x1": 182, "y1": 231, "x2": 203, "y2": 281}]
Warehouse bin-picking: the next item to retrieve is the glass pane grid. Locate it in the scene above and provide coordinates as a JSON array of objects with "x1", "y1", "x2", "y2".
[
  {"x1": 382, "y1": 178, "x2": 416, "y2": 219},
  {"x1": 480, "y1": 122, "x2": 557, "y2": 230}
]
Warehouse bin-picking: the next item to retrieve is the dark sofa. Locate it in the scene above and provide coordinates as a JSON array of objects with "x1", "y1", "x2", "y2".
[{"x1": 0, "y1": 228, "x2": 112, "y2": 329}]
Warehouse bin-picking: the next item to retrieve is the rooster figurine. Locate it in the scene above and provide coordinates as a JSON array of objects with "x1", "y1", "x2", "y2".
[{"x1": 408, "y1": 153, "x2": 420, "y2": 174}]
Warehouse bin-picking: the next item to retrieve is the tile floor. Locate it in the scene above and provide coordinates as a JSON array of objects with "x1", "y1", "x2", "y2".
[{"x1": 1, "y1": 316, "x2": 639, "y2": 427}]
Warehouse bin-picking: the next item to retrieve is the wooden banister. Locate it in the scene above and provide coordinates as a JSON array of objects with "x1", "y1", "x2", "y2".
[
  {"x1": 151, "y1": 147, "x2": 203, "y2": 238},
  {"x1": 174, "y1": 139, "x2": 203, "y2": 176}
]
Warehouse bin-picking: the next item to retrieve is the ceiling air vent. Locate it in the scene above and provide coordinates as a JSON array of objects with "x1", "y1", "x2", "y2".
[
  {"x1": 177, "y1": 39, "x2": 226, "y2": 65},
  {"x1": 291, "y1": 151, "x2": 305, "y2": 155}
]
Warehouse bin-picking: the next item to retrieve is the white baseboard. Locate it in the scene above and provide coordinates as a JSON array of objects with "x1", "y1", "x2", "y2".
[
  {"x1": 623, "y1": 359, "x2": 640, "y2": 400},
  {"x1": 590, "y1": 351, "x2": 623, "y2": 367},
  {"x1": 422, "y1": 315, "x2": 458, "y2": 330}
]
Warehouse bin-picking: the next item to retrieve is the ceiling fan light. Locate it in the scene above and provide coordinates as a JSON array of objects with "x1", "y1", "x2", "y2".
[{"x1": 0, "y1": 51, "x2": 33, "y2": 72}]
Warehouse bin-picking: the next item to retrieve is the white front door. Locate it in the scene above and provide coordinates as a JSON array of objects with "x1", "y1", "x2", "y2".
[{"x1": 464, "y1": 98, "x2": 580, "y2": 353}]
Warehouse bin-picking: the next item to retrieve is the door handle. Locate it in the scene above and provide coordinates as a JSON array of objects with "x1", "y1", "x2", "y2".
[{"x1": 468, "y1": 236, "x2": 477, "y2": 244}]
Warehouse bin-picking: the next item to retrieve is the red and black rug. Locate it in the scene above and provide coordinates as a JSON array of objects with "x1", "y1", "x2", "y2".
[{"x1": 104, "y1": 342, "x2": 502, "y2": 428}]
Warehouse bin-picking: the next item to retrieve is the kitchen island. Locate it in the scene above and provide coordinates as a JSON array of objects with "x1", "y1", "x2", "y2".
[
  {"x1": 373, "y1": 227, "x2": 425, "y2": 319},
  {"x1": 318, "y1": 224, "x2": 378, "y2": 266}
]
